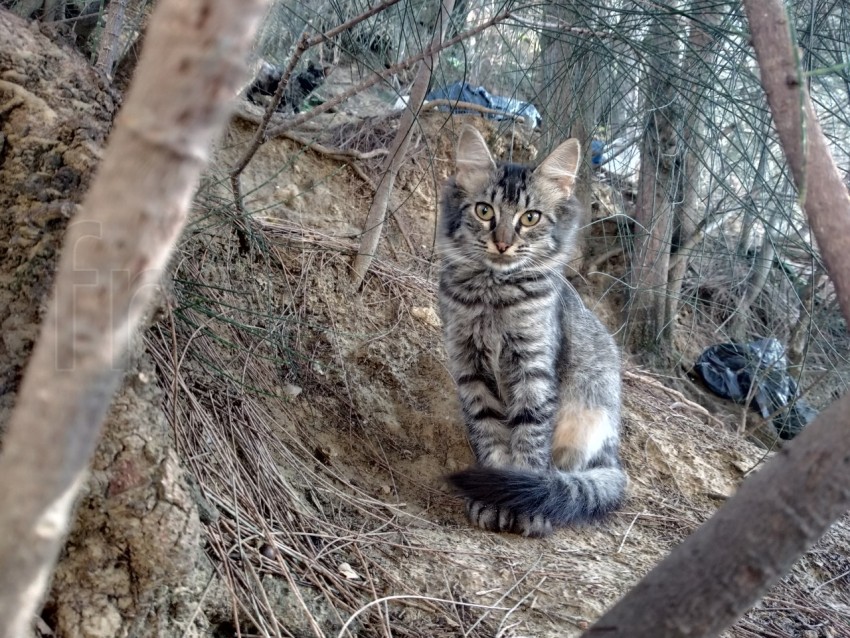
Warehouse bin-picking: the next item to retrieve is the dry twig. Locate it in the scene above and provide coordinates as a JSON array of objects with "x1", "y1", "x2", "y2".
[
  {"x1": 351, "y1": 0, "x2": 457, "y2": 287},
  {"x1": 421, "y1": 98, "x2": 531, "y2": 123}
]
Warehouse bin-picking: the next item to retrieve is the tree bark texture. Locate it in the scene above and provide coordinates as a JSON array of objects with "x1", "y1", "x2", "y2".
[
  {"x1": 351, "y1": 0, "x2": 456, "y2": 287},
  {"x1": 626, "y1": 3, "x2": 683, "y2": 355},
  {"x1": 663, "y1": 0, "x2": 726, "y2": 339},
  {"x1": 94, "y1": 0, "x2": 127, "y2": 77},
  {"x1": 0, "y1": 12, "x2": 207, "y2": 634},
  {"x1": 584, "y1": 391, "x2": 850, "y2": 637},
  {"x1": 0, "y1": 0, "x2": 267, "y2": 635},
  {"x1": 726, "y1": 207, "x2": 778, "y2": 341},
  {"x1": 583, "y1": 0, "x2": 850, "y2": 635},
  {"x1": 539, "y1": 2, "x2": 601, "y2": 263},
  {"x1": 744, "y1": 0, "x2": 850, "y2": 322}
]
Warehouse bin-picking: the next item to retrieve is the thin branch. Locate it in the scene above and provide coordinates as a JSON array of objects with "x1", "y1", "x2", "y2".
[
  {"x1": 230, "y1": 31, "x2": 309, "y2": 211},
  {"x1": 421, "y1": 98, "x2": 531, "y2": 123},
  {"x1": 584, "y1": 245, "x2": 624, "y2": 274},
  {"x1": 303, "y1": 0, "x2": 404, "y2": 48},
  {"x1": 508, "y1": 14, "x2": 617, "y2": 39},
  {"x1": 666, "y1": 204, "x2": 735, "y2": 273},
  {"x1": 351, "y1": 0, "x2": 457, "y2": 287},
  {"x1": 228, "y1": 0, "x2": 405, "y2": 194},
  {"x1": 265, "y1": 10, "x2": 513, "y2": 138},
  {"x1": 280, "y1": 130, "x2": 388, "y2": 162},
  {"x1": 281, "y1": 129, "x2": 384, "y2": 189}
]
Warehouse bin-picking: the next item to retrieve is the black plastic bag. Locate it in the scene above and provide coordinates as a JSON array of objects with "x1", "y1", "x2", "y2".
[{"x1": 694, "y1": 338, "x2": 817, "y2": 439}]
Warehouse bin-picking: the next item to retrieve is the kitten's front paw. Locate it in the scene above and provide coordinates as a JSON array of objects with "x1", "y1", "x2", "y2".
[
  {"x1": 466, "y1": 499, "x2": 513, "y2": 533},
  {"x1": 465, "y1": 500, "x2": 553, "y2": 537},
  {"x1": 513, "y1": 512, "x2": 553, "y2": 538},
  {"x1": 480, "y1": 446, "x2": 511, "y2": 468}
]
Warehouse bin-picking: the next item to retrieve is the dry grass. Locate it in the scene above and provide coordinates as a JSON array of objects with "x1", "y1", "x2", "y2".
[{"x1": 146, "y1": 212, "x2": 515, "y2": 636}]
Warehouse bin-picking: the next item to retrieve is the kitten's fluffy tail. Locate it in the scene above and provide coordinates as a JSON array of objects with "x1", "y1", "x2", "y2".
[{"x1": 448, "y1": 465, "x2": 626, "y2": 528}]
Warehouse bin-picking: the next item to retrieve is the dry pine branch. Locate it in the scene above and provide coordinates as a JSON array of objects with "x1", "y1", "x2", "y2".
[{"x1": 351, "y1": 0, "x2": 457, "y2": 287}]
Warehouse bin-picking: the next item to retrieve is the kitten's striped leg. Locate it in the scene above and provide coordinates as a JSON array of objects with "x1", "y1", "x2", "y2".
[
  {"x1": 456, "y1": 371, "x2": 510, "y2": 468},
  {"x1": 494, "y1": 340, "x2": 559, "y2": 535},
  {"x1": 454, "y1": 369, "x2": 519, "y2": 533},
  {"x1": 501, "y1": 341, "x2": 559, "y2": 471}
]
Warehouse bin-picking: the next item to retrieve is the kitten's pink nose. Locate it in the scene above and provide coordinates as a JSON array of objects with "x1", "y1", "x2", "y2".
[{"x1": 495, "y1": 241, "x2": 510, "y2": 253}]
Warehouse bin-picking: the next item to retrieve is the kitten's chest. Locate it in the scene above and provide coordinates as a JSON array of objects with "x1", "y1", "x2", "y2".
[
  {"x1": 464, "y1": 302, "x2": 551, "y2": 382},
  {"x1": 441, "y1": 268, "x2": 557, "y2": 379},
  {"x1": 468, "y1": 310, "x2": 503, "y2": 356}
]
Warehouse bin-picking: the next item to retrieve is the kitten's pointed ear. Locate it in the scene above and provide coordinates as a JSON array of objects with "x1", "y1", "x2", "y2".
[
  {"x1": 537, "y1": 138, "x2": 581, "y2": 194},
  {"x1": 455, "y1": 126, "x2": 496, "y2": 192}
]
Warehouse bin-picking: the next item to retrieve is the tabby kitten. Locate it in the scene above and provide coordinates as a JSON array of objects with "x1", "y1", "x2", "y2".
[{"x1": 438, "y1": 126, "x2": 626, "y2": 537}]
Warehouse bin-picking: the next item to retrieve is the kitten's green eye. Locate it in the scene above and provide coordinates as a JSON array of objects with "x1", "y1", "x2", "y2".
[
  {"x1": 474, "y1": 203, "x2": 495, "y2": 221},
  {"x1": 519, "y1": 210, "x2": 542, "y2": 227}
]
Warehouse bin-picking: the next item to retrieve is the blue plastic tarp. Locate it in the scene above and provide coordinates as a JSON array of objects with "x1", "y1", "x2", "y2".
[{"x1": 425, "y1": 81, "x2": 542, "y2": 128}]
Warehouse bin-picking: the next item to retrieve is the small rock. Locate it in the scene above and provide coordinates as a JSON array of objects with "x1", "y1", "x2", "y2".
[
  {"x1": 411, "y1": 306, "x2": 441, "y2": 329},
  {"x1": 339, "y1": 562, "x2": 361, "y2": 580},
  {"x1": 259, "y1": 543, "x2": 278, "y2": 559},
  {"x1": 283, "y1": 383, "x2": 302, "y2": 399}
]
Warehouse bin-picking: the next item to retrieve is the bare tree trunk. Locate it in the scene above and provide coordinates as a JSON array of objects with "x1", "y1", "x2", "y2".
[
  {"x1": 539, "y1": 1, "x2": 601, "y2": 265},
  {"x1": 41, "y1": 0, "x2": 63, "y2": 21},
  {"x1": 72, "y1": 0, "x2": 108, "y2": 47},
  {"x1": 626, "y1": 3, "x2": 683, "y2": 355},
  {"x1": 584, "y1": 393, "x2": 850, "y2": 638},
  {"x1": 746, "y1": 20, "x2": 850, "y2": 321},
  {"x1": 95, "y1": 0, "x2": 127, "y2": 77},
  {"x1": 351, "y1": 0, "x2": 456, "y2": 287},
  {"x1": 663, "y1": 1, "x2": 726, "y2": 338},
  {"x1": 582, "y1": 0, "x2": 850, "y2": 634},
  {"x1": 112, "y1": 4, "x2": 150, "y2": 92},
  {"x1": 725, "y1": 208, "x2": 778, "y2": 340},
  {"x1": 0, "y1": 0, "x2": 267, "y2": 634},
  {"x1": 787, "y1": 269, "x2": 823, "y2": 366},
  {"x1": 735, "y1": 115, "x2": 771, "y2": 257},
  {"x1": 720, "y1": 129, "x2": 773, "y2": 340}
]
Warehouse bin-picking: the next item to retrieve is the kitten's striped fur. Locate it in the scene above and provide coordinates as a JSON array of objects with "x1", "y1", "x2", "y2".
[{"x1": 438, "y1": 126, "x2": 626, "y2": 537}]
